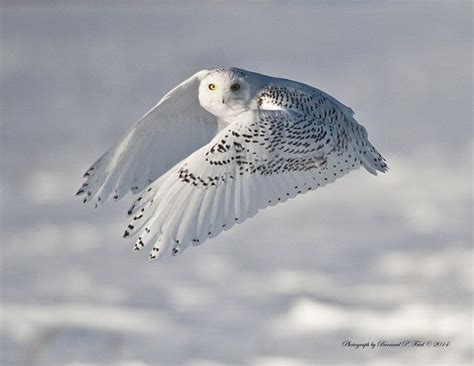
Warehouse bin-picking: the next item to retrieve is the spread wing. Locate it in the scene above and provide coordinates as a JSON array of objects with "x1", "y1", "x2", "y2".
[
  {"x1": 123, "y1": 85, "x2": 387, "y2": 260},
  {"x1": 76, "y1": 69, "x2": 224, "y2": 206}
]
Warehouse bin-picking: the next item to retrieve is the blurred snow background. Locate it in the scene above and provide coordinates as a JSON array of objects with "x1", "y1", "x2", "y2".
[{"x1": 0, "y1": 1, "x2": 472, "y2": 365}]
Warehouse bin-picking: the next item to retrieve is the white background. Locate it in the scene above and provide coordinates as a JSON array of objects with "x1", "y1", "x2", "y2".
[{"x1": 1, "y1": 1, "x2": 472, "y2": 365}]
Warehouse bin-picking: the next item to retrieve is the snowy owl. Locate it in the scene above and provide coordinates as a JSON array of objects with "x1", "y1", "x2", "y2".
[{"x1": 76, "y1": 68, "x2": 388, "y2": 260}]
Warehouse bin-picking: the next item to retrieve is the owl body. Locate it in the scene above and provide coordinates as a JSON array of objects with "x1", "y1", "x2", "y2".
[{"x1": 77, "y1": 68, "x2": 387, "y2": 260}]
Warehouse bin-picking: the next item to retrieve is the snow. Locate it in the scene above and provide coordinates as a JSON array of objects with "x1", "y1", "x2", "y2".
[{"x1": 1, "y1": 2, "x2": 472, "y2": 365}]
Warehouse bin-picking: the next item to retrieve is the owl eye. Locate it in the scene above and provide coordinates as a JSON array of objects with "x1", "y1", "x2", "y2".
[
  {"x1": 230, "y1": 83, "x2": 241, "y2": 91},
  {"x1": 208, "y1": 84, "x2": 216, "y2": 91}
]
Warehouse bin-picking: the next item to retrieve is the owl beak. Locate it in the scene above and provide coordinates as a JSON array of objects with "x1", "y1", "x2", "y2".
[{"x1": 221, "y1": 97, "x2": 225, "y2": 104}]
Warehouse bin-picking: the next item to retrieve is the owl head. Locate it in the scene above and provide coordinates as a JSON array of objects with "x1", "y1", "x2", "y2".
[{"x1": 198, "y1": 68, "x2": 263, "y2": 118}]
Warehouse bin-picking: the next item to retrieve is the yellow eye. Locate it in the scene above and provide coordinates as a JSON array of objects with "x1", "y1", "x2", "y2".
[
  {"x1": 230, "y1": 83, "x2": 241, "y2": 91},
  {"x1": 208, "y1": 83, "x2": 216, "y2": 91}
]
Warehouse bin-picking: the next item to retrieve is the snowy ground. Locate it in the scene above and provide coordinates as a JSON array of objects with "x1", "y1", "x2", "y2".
[{"x1": 1, "y1": 2, "x2": 472, "y2": 365}]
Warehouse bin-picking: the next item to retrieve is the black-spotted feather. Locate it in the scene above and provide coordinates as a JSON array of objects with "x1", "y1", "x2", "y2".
[{"x1": 77, "y1": 67, "x2": 388, "y2": 261}]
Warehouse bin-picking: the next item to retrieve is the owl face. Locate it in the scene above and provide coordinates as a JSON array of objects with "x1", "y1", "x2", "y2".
[{"x1": 198, "y1": 69, "x2": 257, "y2": 118}]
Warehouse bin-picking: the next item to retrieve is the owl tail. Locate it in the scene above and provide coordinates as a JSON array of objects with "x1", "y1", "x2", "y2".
[{"x1": 360, "y1": 141, "x2": 389, "y2": 175}]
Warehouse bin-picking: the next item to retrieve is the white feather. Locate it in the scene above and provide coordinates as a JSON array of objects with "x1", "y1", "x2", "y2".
[
  {"x1": 77, "y1": 67, "x2": 388, "y2": 261},
  {"x1": 76, "y1": 70, "x2": 225, "y2": 205}
]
